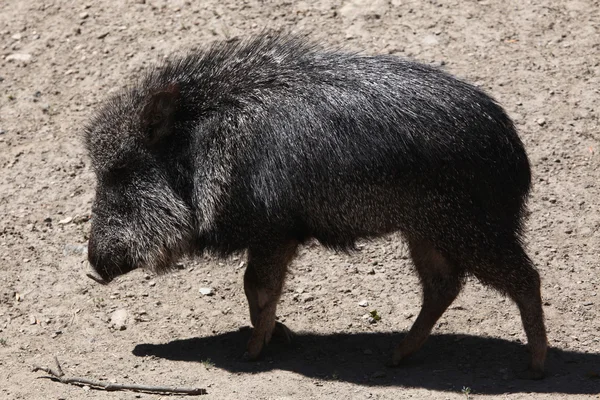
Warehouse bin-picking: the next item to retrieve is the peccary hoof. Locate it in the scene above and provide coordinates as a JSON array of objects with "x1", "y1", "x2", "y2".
[
  {"x1": 242, "y1": 351, "x2": 258, "y2": 362},
  {"x1": 272, "y1": 321, "x2": 295, "y2": 344},
  {"x1": 517, "y1": 367, "x2": 545, "y2": 380}
]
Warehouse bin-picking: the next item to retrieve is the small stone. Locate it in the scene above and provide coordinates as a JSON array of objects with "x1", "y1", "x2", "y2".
[
  {"x1": 422, "y1": 34, "x2": 439, "y2": 46},
  {"x1": 29, "y1": 315, "x2": 37, "y2": 325},
  {"x1": 199, "y1": 287, "x2": 214, "y2": 296},
  {"x1": 536, "y1": 118, "x2": 546, "y2": 126},
  {"x1": 80, "y1": 12, "x2": 89, "y2": 19},
  {"x1": 58, "y1": 217, "x2": 73, "y2": 225},
  {"x1": 97, "y1": 31, "x2": 109, "y2": 39},
  {"x1": 358, "y1": 300, "x2": 369, "y2": 307},
  {"x1": 6, "y1": 53, "x2": 32, "y2": 62},
  {"x1": 148, "y1": 281, "x2": 156, "y2": 287},
  {"x1": 72, "y1": 214, "x2": 90, "y2": 224},
  {"x1": 11, "y1": 33, "x2": 22, "y2": 40},
  {"x1": 110, "y1": 309, "x2": 128, "y2": 330},
  {"x1": 301, "y1": 293, "x2": 314, "y2": 302},
  {"x1": 0, "y1": 129, "x2": 5, "y2": 135}
]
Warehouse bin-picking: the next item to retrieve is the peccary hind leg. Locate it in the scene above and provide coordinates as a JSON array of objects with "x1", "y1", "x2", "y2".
[
  {"x1": 470, "y1": 242, "x2": 547, "y2": 379},
  {"x1": 392, "y1": 238, "x2": 464, "y2": 365},
  {"x1": 243, "y1": 239, "x2": 298, "y2": 360}
]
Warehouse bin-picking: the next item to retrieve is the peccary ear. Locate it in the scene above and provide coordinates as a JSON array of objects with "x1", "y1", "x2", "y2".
[{"x1": 140, "y1": 83, "x2": 180, "y2": 145}]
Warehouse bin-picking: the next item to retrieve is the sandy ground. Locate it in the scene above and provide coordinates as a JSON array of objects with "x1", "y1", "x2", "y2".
[{"x1": 1, "y1": 0, "x2": 599, "y2": 399}]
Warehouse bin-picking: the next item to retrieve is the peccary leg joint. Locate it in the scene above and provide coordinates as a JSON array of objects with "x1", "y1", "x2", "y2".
[{"x1": 243, "y1": 239, "x2": 298, "y2": 360}]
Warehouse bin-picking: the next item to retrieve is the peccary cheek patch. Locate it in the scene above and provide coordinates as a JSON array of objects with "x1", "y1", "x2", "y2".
[{"x1": 140, "y1": 84, "x2": 180, "y2": 146}]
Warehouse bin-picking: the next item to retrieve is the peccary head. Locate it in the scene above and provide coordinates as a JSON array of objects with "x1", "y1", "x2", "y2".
[{"x1": 85, "y1": 83, "x2": 196, "y2": 283}]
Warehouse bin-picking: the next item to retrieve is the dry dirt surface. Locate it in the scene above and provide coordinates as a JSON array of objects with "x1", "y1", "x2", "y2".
[{"x1": 1, "y1": 0, "x2": 599, "y2": 399}]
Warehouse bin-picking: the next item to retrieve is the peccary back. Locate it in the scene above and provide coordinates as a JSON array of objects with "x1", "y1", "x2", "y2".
[{"x1": 160, "y1": 36, "x2": 531, "y2": 256}]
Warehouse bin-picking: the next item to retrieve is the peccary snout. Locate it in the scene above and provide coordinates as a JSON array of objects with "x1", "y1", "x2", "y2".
[{"x1": 87, "y1": 232, "x2": 136, "y2": 284}]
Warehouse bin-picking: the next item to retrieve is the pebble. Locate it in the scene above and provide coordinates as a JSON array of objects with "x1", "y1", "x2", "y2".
[
  {"x1": 58, "y1": 217, "x2": 73, "y2": 225},
  {"x1": 63, "y1": 243, "x2": 88, "y2": 256},
  {"x1": 536, "y1": 118, "x2": 547, "y2": 126},
  {"x1": 0, "y1": 129, "x2": 5, "y2": 135},
  {"x1": 6, "y1": 53, "x2": 32, "y2": 62},
  {"x1": 358, "y1": 300, "x2": 369, "y2": 307},
  {"x1": 301, "y1": 293, "x2": 315, "y2": 302},
  {"x1": 110, "y1": 309, "x2": 128, "y2": 330},
  {"x1": 29, "y1": 315, "x2": 37, "y2": 325},
  {"x1": 11, "y1": 33, "x2": 22, "y2": 40},
  {"x1": 421, "y1": 35, "x2": 439, "y2": 46},
  {"x1": 80, "y1": 12, "x2": 89, "y2": 19},
  {"x1": 199, "y1": 287, "x2": 214, "y2": 296}
]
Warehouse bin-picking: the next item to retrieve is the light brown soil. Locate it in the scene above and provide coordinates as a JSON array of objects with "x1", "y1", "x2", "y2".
[{"x1": 1, "y1": 0, "x2": 599, "y2": 399}]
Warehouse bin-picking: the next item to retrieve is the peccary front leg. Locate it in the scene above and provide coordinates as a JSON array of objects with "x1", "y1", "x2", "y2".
[
  {"x1": 243, "y1": 239, "x2": 298, "y2": 360},
  {"x1": 392, "y1": 238, "x2": 464, "y2": 365}
]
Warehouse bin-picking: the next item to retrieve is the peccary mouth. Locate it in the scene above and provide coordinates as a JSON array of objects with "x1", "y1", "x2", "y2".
[{"x1": 86, "y1": 270, "x2": 111, "y2": 285}]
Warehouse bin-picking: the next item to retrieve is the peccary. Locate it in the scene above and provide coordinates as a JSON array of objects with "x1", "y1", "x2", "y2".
[{"x1": 85, "y1": 34, "x2": 547, "y2": 378}]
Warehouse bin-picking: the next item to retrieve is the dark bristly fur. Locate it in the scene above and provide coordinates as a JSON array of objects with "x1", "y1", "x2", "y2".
[{"x1": 84, "y1": 34, "x2": 547, "y2": 378}]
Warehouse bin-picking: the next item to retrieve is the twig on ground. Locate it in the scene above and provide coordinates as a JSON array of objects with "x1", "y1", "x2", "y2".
[{"x1": 32, "y1": 356, "x2": 207, "y2": 395}]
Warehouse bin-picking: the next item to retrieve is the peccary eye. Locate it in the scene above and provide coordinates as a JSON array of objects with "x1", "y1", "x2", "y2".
[{"x1": 104, "y1": 161, "x2": 129, "y2": 181}]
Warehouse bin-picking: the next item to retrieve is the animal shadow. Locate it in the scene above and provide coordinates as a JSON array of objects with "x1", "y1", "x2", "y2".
[{"x1": 133, "y1": 329, "x2": 600, "y2": 395}]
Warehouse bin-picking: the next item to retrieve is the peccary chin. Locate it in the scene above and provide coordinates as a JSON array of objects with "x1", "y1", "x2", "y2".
[{"x1": 86, "y1": 34, "x2": 532, "y2": 274}]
